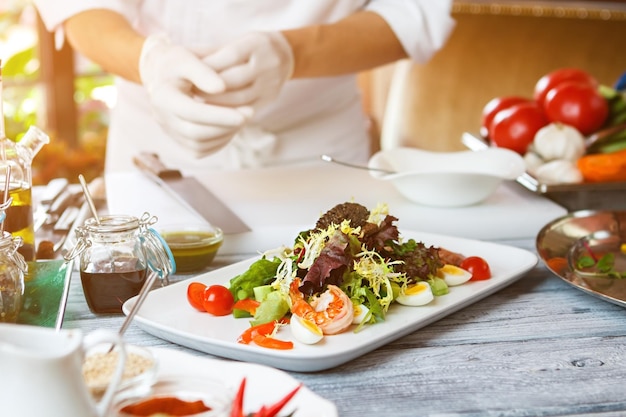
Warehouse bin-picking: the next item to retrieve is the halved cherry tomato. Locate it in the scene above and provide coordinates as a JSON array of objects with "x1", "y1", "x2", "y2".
[
  {"x1": 252, "y1": 334, "x2": 294, "y2": 350},
  {"x1": 233, "y1": 298, "x2": 261, "y2": 315},
  {"x1": 202, "y1": 284, "x2": 234, "y2": 316},
  {"x1": 460, "y1": 256, "x2": 492, "y2": 281},
  {"x1": 187, "y1": 282, "x2": 207, "y2": 311}
]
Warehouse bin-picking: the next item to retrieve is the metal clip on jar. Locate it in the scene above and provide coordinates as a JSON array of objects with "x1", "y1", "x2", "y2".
[
  {"x1": 0, "y1": 231, "x2": 28, "y2": 322},
  {"x1": 65, "y1": 212, "x2": 175, "y2": 314}
]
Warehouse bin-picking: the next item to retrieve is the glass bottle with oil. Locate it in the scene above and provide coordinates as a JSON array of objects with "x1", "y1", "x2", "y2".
[{"x1": 0, "y1": 61, "x2": 50, "y2": 261}]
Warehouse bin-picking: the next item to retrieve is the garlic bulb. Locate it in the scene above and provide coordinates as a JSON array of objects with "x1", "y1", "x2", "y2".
[
  {"x1": 523, "y1": 151, "x2": 544, "y2": 176},
  {"x1": 534, "y1": 159, "x2": 583, "y2": 185},
  {"x1": 533, "y1": 123, "x2": 585, "y2": 162}
]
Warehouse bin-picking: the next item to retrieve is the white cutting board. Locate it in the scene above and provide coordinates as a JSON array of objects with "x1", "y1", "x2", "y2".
[{"x1": 106, "y1": 163, "x2": 566, "y2": 255}]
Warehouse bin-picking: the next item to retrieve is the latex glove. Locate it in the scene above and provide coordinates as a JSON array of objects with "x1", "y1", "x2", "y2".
[
  {"x1": 139, "y1": 35, "x2": 252, "y2": 157},
  {"x1": 201, "y1": 31, "x2": 294, "y2": 109}
]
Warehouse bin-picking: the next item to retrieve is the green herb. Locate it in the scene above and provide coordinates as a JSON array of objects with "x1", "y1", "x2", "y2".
[
  {"x1": 576, "y1": 252, "x2": 626, "y2": 279},
  {"x1": 229, "y1": 257, "x2": 281, "y2": 301}
]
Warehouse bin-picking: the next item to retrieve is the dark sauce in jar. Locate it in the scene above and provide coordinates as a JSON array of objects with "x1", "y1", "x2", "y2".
[{"x1": 81, "y1": 268, "x2": 147, "y2": 314}]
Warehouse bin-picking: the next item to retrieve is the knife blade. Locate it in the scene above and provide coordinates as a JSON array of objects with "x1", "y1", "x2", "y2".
[{"x1": 132, "y1": 152, "x2": 251, "y2": 234}]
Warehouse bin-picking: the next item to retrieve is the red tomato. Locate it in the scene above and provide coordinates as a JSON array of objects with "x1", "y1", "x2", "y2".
[
  {"x1": 480, "y1": 96, "x2": 531, "y2": 138},
  {"x1": 460, "y1": 256, "x2": 492, "y2": 281},
  {"x1": 488, "y1": 102, "x2": 549, "y2": 154},
  {"x1": 544, "y1": 81, "x2": 609, "y2": 135},
  {"x1": 187, "y1": 282, "x2": 207, "y2": 311},
  {"x1": 534, "y1": 68, "x2": 598, "y2": 105},
  {"x1": 202, "y1": 284, "x2": 235, "y2": 316}
]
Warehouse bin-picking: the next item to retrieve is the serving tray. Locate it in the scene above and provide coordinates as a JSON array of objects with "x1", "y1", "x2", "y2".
[
  {"x1": 536, "y1": 210, "x2": 626, "y2": 308},
  {"x1": 462, "y1": 132, "x2": 626, "y2": 211}
]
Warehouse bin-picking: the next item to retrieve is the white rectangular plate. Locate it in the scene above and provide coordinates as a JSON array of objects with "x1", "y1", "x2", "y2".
[{"x1": 123, "y1": 230, "x2": 538, "y2": 372}]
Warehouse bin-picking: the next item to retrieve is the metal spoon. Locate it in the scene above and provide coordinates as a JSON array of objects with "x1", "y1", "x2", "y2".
[
  {"x1": 78, "y1": 174, "x2": 100, "y2": 225},
  {"x1": 320, "y1": 154, "x2": 396, "y2": 175},
  {"x1": 116, "y1": 269, "x2": 160, "y2": 339}
]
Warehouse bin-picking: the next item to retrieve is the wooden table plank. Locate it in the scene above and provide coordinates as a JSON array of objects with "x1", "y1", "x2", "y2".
[{"x1": 60, "y1": 240, "x2": 626, "y2": 416}]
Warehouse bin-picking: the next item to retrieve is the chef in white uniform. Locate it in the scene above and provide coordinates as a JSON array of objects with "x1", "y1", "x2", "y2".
[{"x1": 34, "y1": 1, "x2": 455, "y2": 173}]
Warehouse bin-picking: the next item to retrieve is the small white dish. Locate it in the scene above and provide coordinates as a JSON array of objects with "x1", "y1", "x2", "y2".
[
  {"x1": 368, "y1": 147, "x2": 525, "y2": 207},
  {"x1": 83, "y1": 344, "x2": 158, "y2": 401}
]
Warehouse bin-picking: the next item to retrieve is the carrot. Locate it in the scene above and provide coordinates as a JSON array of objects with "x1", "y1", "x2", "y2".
[
  {"x1": 546, "y1": 257, "x2": 568, "y2": 274},
  {"x1": 577, "y1": 149, "x2": 626, "y2": 182}
]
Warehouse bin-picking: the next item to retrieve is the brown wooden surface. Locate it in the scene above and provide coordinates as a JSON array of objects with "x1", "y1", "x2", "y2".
[
  {"x1": 361, "y1": 12, "x2": 626, "y2": 153},
  {"x1": 36, "y1": 14, "x2": 78, "y2": 146}
]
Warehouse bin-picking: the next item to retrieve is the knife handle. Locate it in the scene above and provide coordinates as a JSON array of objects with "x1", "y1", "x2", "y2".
[{"x1": 133, "y1": 152, "x2": 183, "y2": 180}]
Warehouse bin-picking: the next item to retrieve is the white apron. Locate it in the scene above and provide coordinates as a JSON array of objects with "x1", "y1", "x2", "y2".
[{"x1": 34, "y1": 0, "x2": 455, "y2": 172}]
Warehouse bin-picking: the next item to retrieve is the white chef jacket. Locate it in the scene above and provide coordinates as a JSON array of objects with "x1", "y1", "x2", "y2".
[{"x1": 35, "y1": 0, "x2": 455, "y2": 173}]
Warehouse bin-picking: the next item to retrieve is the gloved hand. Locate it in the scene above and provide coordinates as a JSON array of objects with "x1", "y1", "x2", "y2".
[
  {"x1": 139, "y1": 35, "x2": 252, "y2": 157},
  {"x1": 201, "y1": 31, "x2": 294, "y2": 109}
]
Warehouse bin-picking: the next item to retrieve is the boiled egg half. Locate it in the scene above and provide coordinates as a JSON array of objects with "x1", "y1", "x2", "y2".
[
  {"x1": 396, "y1": 281, "x2": 434, "y2": 306},
  {"x1": 352, "y1": 303, "x2": 370, "y2": 324},
  {"x1": 439, "y1": 264, "x2": 472, "y2": 286},
  {"x1": 290, "y1": 314, "x2": 324, "y2": 345}
]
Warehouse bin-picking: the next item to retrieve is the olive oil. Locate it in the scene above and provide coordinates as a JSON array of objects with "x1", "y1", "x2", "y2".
[
  {"x1": 4, "y1": 186, "x2": 34, "y2": 261},
  {"x1": 162, "y1": 230, "x2": 222, "y2": 273}
]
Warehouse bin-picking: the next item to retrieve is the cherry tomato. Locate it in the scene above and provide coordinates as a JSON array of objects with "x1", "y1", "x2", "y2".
[
  {"x1": 488, "y1": 101, "x2": 549, "y2": 154},
  {"x1": 202, "y1": 284, "x2": 235, "y2": 316},
  {"x1": 187, "y1": 282, "x2": 207, "y2": 311},
  {"x1": 480, "y1": 96, "x2": 531, "y2": 139},
  {"x1": 544, "y1": 81, "x2": 609, "y2": 135},
  {"x1": 534, "y1": 67, "x2": 598, "y2": 105},
  {"x1": 460, "y1": 256, "x2": 492, "y2": 281}
]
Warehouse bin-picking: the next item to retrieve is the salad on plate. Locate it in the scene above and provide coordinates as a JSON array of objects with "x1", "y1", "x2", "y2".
[{"x1": 186, "y1": 202, "x2": 492, "y2": 349}]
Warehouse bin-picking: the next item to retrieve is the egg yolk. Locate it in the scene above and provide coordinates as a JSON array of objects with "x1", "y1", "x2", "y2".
[{"x1": 405, "y1": 282, "x2": 430, "y2": 295}]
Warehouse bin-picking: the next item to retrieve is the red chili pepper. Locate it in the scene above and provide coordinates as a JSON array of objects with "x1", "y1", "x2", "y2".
[
  {"x1": 257, "y1": 384, "x2": 302, "y2": 417},
  {"x1": 232, "y1": 378, "x2": 302, "y2": 417},
  {"x1": 251, "y1": 334, "x2": 294, "y2": 350},
  {"x1": 252, "y1": 405, "x2": 268, "y2": 417},
  {"x1": 230, "y1": 378, "x2": 246, "y2": 417},
  {"x1": 238, "y1": 321, "x2": 277, "y2": 345},
  {"x1": 233, "y1": 298, "x2": 261, "y2": 315}
]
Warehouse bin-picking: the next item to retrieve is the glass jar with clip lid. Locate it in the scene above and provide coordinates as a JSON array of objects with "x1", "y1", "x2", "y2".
[
  {"x1": 65, "y1": 212, "x2": 176, "y2": 314},
  {"x1": 0, "y1": 217, "x2": 29, "y2": 322}
]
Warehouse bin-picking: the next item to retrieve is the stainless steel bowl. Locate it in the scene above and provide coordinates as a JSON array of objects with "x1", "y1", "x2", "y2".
[{"x1": 536, "y1": 210, "x2": 626, "y2": 307}]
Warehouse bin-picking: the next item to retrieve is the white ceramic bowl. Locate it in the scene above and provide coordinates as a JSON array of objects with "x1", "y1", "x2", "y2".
[
  {"x1": 368, "y1": 147, "x2": 525, "y2": 207},
  {"x1": 112, "y1": 375, "x2": 233, "y2": 417},
  {"x1": 83, "y1": 344, "x2": 158, "y2": 401}
]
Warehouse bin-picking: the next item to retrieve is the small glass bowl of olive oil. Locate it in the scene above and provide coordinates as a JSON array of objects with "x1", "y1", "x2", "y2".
[{"x1": 159, "y1": 223, "x2": 223, "y2": 274}]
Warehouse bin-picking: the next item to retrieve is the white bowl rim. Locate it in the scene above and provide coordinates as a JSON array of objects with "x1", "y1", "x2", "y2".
[{"x1": 368, "y1": 147, "x2": 525, "y2": 181}]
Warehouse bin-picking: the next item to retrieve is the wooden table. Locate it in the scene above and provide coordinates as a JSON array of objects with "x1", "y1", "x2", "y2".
[{"x1": 61, "y1": 236, "x2": 626, "y2": 417}]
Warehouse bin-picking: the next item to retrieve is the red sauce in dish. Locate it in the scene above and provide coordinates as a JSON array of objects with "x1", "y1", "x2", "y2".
[{"x1": 120, "y1": 396, "x2": 210, "y2": 416}]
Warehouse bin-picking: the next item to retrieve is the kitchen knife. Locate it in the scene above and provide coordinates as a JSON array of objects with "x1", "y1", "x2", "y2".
[{"x1": 132, "y1": 152, "x2": 251, "y2": 234}]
